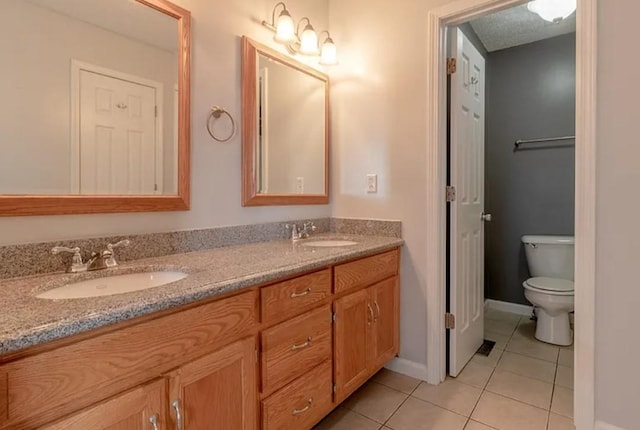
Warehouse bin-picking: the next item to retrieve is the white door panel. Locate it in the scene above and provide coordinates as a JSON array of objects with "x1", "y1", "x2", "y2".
[
  {"x1": 449, "y1": 28, "x2": 486, "y2": 377},
  {"x1": 79, "y1": 70, "x2": 157, "y2": 195}
]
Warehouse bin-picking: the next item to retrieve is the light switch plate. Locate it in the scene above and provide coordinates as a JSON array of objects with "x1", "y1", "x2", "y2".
[
  {"x1": 366, "y1": 174, "x2": 377, "y2": 193},
  {"x1": 296, "y1": 177, "x2": 304, "y2": 193}
]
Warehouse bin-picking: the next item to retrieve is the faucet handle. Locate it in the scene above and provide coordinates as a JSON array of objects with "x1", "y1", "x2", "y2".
[
  {"x1": 107, "y1": 240, "x2": 130, "y2": 252},
  {"x1": 285, "y1": 224, "x2": 300, "y2": 240},
  {"x1": 51, "y1": 246, "x2": 85, "y2": 272}
]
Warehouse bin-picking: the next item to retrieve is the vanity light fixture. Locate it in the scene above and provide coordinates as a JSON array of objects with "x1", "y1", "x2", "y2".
[
  {"x1": 527, "y1": 0, "x2": 576, "y2": 23},
  {"x1": 319, "y1": 31, "x2": 338, "y2": 65},
  {"x1": 262, "y1": 2, "x2": 295, "y2": 43},
  {"x1": 262, "y1": 2, "x2": 337, "y2": 65}
]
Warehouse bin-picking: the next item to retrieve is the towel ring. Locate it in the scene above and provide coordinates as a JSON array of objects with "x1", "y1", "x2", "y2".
[{"x1": 207, "y1": 106, "x2": 236, "y2": 142}]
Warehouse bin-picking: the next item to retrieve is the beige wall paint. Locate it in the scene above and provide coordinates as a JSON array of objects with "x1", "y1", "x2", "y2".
[
  {"x1": 0, "y1": 0, "x2": 331, "y2": 245},
  {"x1": 329, "y1": 0, "x2": 450, "y2": 367},
  {"x1": 595, "y1": 2, "x2": 640, "y2": 429}
]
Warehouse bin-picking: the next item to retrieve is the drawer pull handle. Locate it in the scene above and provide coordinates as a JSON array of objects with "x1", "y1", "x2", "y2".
[
  {"x1": 291, "y1": 287, "x2": 312, "y2": 298},
  {"x1": 292, "y1": 398, "x2": 313, "y2": 415},
  {"x1": 291, "y1": 337, "x2": 312, "y2": 350},
  {"x1": 149, "y1": 414, "x2": 159, "y2": 430},
  {"x1": 172, "y1": 399, "x2": 183, "y2": 430},
  {"x1": 367, "y1": 303, "x2": 374, "y2": 326},
  {"x1": 373, "y1": 301, "x2": 381, "y2": 322}
]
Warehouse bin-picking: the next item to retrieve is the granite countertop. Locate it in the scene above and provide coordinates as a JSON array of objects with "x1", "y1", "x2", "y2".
[{"x1": 0, "y1": 233, "x2": 403, "y2": 356}]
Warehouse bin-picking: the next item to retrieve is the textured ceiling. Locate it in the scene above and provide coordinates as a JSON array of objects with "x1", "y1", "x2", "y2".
[{"x1": 470, "y1": 4, "x2": 576, "y2": 52}]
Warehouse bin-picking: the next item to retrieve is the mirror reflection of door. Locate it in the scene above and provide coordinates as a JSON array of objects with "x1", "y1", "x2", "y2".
[{"x1": 74, "y1": 64, "x2": 162, "y2": 195}]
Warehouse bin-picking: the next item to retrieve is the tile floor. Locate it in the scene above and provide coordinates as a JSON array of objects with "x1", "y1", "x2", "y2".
[{"x1": 315, "y1": 309, "x2": 575, "y2": 430}]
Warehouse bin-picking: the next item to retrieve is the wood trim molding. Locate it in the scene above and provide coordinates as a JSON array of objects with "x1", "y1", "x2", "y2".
[
  {"x1": 0, "y1": 0, "x2": 191, "y2": 216},
  {"x1": 424, "y1": 4, "x2": 596, "y2": 429},
  {"x1": 241, "y1": 36, "x2": 330, "y2": 206}
]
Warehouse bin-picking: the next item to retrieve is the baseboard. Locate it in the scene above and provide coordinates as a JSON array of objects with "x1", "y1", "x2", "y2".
[
  {"x1": 485, "y1": 299, "x2": 534, "y2": 316},
  {"x1": 596, "y1": 421, "x2": 628, "y2": 430},
  {"x1": 384, "y1": 357, "x2": 429, "y2": 381}
]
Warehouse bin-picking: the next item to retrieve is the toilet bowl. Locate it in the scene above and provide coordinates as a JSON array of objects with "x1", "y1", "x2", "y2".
[
  {"x1": 522, "y1": 235, "x2": 575, "y2": 346},
  {"x1": 523, "y1": 277, "x2": 574, "y2": 346}
]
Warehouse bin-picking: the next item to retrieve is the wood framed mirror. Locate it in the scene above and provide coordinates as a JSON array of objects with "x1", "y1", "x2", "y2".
[
  {"x1": 0, "y1": 0, "x2": 191, "y2": 216},
  {"x1": 241, "y1": 36, "x2": 329, "y2": 206}
]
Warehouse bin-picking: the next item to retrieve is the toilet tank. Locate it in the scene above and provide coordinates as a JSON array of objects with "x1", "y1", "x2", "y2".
[{"x1": 521, "y1": 235, "x2": 574, "y2": 281}]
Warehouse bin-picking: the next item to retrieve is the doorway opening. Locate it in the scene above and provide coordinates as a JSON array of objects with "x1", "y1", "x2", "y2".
[{"x1": 425, "y1": 0, "x2": 596, "y2": 429}]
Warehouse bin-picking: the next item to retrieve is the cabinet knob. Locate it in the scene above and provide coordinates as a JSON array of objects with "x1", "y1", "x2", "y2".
[
  {"x1": 149, "y1": 414, "x2": 159, "y2": 430},
  {"x1": 367, "y1": 303, "x2": 374, "y2": 325},
  {"x1": 292, "y1": 398, "x2": 313, "y2": 415},
  {"x1": 172, "y1": 399, "x2": 183, "y2": 430}
]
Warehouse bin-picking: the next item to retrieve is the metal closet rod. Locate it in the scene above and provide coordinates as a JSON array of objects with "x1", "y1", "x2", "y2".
[{"x1": 514, "y1": 135, "x2": 575, "y2": 149}]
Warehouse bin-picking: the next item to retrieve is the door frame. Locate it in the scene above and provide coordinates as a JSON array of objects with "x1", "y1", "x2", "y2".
[
  {"x1": 424, "y1": 1, "x2": 596, "y2": 429},
  {"x1": 70, "y1": 60, "x2": 165, "y2": 194}
]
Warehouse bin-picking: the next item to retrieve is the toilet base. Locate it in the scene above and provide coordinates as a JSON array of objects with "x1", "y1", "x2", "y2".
[{"x1": 534, "y1": 308, "x2": 573, "y2": 346}]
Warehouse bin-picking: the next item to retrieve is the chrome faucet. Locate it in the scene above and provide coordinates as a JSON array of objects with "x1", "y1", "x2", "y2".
[
  {"x1": 51, "y1": 240, "x2": 130, "y2": 273},
  {"x1": 285, "y1": 222, "x2": 317, "y2": 241}
]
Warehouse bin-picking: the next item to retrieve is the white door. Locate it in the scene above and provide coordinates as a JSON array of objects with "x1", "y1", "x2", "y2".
[
  {"x1": 449, "y1": 28, "x2": 486, "y2": 377},
  {"x1": 79, "y1": 70, "x2": 158, "y2": 194}
]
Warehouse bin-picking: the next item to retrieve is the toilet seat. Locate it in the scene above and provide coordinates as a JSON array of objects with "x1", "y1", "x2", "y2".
[{"x1": 524, "y1": 277, "x2": 574, "y2": 296}]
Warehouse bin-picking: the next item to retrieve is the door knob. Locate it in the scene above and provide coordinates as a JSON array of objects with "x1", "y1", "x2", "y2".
[{"x1": 481, "y1": 213, "x2": 492, "y2": 222}]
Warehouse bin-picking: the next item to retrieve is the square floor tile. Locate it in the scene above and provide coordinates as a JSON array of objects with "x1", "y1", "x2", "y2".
[
  {"x1": 505, "y1": 336, "x2": 560, "y2": 363},
  {"x1": 551, "y1": 386, "x2": 574, "y2": 418},
  {"x1": 512, "y1": 319, "x2": 536, "y2": 340},
  {"x1": 548, "y1": 412, "x2": 575, "y2": 430},
  {"x1": 343, "y1": 381, "x2": 408, "y2": 423},
  {"x1": 484, "y1": 331, "x2": 510, "y2": 350},
  {"x1": 314, "y1": 407, "x2": 381, "y2": 430},
  {"x1": 465, "y1": 421, "x2": 497, "y2": 430},
  {"x1": 558, "y1": 348, "x2": 574, "y2": 368},
  {"x1": 497, "y1": 352, "x2": 556, "y2": 383},
  {"x1": 486, "y1": 369, "x2": 553, "y2": 409},
  {"x1": 555, "y1": 365, "x2": 573, "y2": 390},
  {"x1": 486, "y1": 319, "x2": 519, "y2": 336},
  {"x1": 485, "y1": 309, "x2": 522, "y2": 324},
  {"x1": 455, "y1": 361, "x2": 495, "y2": 389},
  {"x1": 471, "y1": 347, "x2": 504, "y2": 368},
  {"x1": 386, "y1": 397, "x2": 467, "y2": 430},
  {"x1": 471, "y1": 392, "x2": 548, "y2": 430},
  {"x1": 412, "y1": 379, "x2": 482, "y2": 417},
  {"x1": 372, "y1": 368, "x2": 421, "y2": 394}
]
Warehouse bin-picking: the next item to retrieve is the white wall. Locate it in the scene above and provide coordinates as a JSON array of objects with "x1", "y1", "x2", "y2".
[
  {"x1": 330, "y1": 0, "x2": 640, "y2": 427},
  {"x1": 0, "y1": 0, "x2": 331, "y2": 245},
  {"x1": 595, "y1": 2, "x2": 640, "y2": 429},
  {"x1": 0, "y1": 1, "x2": 177, "y2": 195}
]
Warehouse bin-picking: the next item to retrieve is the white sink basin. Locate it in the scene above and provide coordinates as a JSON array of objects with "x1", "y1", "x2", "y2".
[
  {"x1": 37, "y1": 271, "x2": 188, "y2": 299},
  {"x1": 301, "y1": 240, "x2": 358, "y2": 248}
]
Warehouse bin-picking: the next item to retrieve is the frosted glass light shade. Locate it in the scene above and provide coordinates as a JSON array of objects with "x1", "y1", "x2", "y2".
[
  {"x1": 274, "y1": 10, "x2": 295, "y2": 43},
  {"x1": 527, "y1": 0, "x2": 576, "y2": 22},
  {"x1": 320, "y1": 38, "x2": 337, "y2": 65},
  {"x1": 299, "y1": 24, "x2": 319, "y2": 55}
]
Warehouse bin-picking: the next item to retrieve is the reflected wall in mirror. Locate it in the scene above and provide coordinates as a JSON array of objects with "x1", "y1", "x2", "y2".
[
  {"x1": 242, "y1": 36, "x2": 329, "y2": 206},
  {"x1": 0, "y1": 0, "x2": 191, "y2": 216}
]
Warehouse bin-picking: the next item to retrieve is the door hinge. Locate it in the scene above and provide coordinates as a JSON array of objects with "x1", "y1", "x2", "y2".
[
  {"x1": 255, "y1": 349, "x2": 258, "y2": 363},
  {"x1": 155, "y1": 105, "x2": 158, "y2": 117},
  {"x1": 154, "y1": 183, "x2": 158, "y2": 192},
  {"x1": 333, "y1": 384, "x2": 337, "y2": 394},
  {"x1": 447, "y1": 57, "x2": 457, "y2": 75},
  {"x1": 446, "y1": 186, "x2": 456, "y2": 202},
  {"x1": 445, "y1": 313, "x2": 456, "y2": 330},
  {"x1": 332, "y1": 312, "x2": 336, "y2": 323}
]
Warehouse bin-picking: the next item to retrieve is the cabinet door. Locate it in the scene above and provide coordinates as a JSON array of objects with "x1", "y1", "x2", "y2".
[
  {"x1": 41, "y1": 379, "x2": 166, "y2": 430},
  {"x1": 333, "y1": 288, "x2": 372, "y2": 402},
  {"x1": 370, "y1": 277, "x2": 400, "y2": 371},
  {"x1": 168, "y1": 336, "x2": 257, "y2": 430}
]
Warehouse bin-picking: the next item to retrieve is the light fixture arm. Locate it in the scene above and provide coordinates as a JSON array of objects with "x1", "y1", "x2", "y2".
[
  {"x1": 263, "y1": 1, "x2": 288, "y2": 29},
  {"x1": 295, "y1": 17, "x2": 312, "y2": 37}
]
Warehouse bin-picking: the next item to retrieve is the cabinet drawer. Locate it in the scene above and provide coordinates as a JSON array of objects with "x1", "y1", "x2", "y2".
[
  {"x1": 261, "y1": 269, "x2": 331, "y2": 324},
  {"x1": 261, "y1": 305, "x2": 332, "y2": 395},
  {"x1": 1, "y1": 290, "x2": 257, "y2": 429},
  {"x1": 334, "y1": 249, "x2": 399, "y2": 294},
  {"x1": 262, "y1": 360, "x2": 333, "y2": 430}
]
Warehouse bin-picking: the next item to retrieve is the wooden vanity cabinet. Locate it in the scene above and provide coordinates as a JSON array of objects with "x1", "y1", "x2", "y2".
[
  {"x1": 0, "y1": 247, "x2": 400, "y2": 430},
  {"x1": 168, "y1": 336, "x2": 258, "y2": 430},
  {"x1": 40, "y1": 379, "x2": 167, "y2": 430}
]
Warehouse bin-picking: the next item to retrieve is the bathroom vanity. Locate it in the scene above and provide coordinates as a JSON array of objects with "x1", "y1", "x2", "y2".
[{"x1": 0, "y1": 236, "x2": 401, "y2": 430}]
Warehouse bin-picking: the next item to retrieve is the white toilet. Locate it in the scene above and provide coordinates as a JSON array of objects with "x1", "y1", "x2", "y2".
[{"x1": 521, "y1": 235, "x2": 574, "y2": 346}]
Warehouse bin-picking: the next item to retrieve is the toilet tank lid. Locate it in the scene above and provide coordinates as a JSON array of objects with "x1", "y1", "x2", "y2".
[{"x1": 521, "y1": 235, "x2": 574, "y2": 245}]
